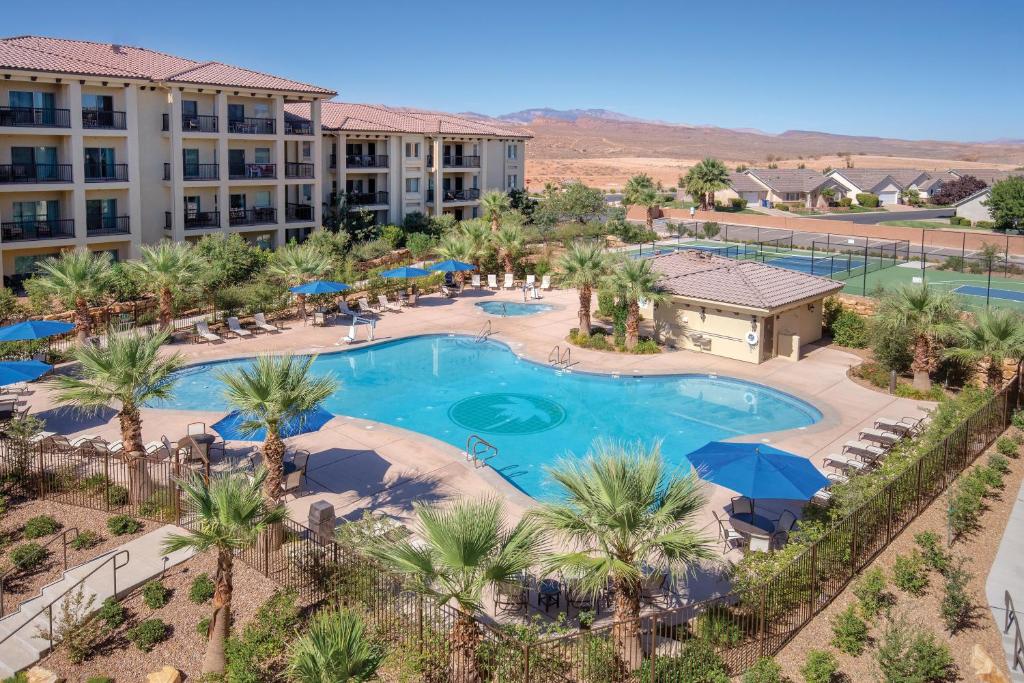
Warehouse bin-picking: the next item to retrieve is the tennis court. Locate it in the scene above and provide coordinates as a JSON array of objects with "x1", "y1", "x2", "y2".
[
  {"x1": 757, "y1": 253, "x2": 866, "y2": 277},
  {"x1": 953, "y1": 285, "x2": 1024, "y2": 303}
]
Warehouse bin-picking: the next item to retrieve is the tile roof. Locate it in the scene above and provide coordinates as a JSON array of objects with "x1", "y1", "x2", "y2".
[
  {"x1": 829, "y1": 169, "x2": 934, "y2": 192},
  {"x1": 285, "y1": 101, "x2": 531, "y2": 138},
  {"x1": 914, "y1": 171, "x2": 957, "y2": 191},
  {"x1": 746, "y1": 168, "x2": 831, "y2": 194},
  {"x1": 0, "y1": 35, "x2": 334, "y2": 95},
  {"x1": 728, "y1": 172, "x2": 766, "y2": 193},
  {"x1": 949, "y1": 168, "x2": 1016, "y2": 185},
  {"x1": 651, "y1": 250, "x2": 844, "y2": 310}
]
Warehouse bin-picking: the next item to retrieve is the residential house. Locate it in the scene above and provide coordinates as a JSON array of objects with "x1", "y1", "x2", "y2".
[
  {"x1": 953, "y1": 188, "x2": 992, "y2": 224},
  {"x1": 713, "y1": 172, "x2": 769, "y2": 207},
  {"x1": 744, "y1": 169, "x2": 840, "y2": 209},
  {"x1": 825, "y1": 169, "x2": 948, "y2": 205},
  {"x1": 949, "y1": 168, "x2": 1015, "y2": 186}
]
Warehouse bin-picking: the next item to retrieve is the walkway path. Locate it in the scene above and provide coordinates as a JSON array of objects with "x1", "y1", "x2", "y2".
[
  {"x1": 986, "y1": 472, "x2": 1024, "y2": 681},
  {"x1": 0, "y1": 525, "x2": 195, "y2": 677}
]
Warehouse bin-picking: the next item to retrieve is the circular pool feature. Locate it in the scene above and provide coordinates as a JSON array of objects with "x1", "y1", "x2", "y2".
[
  {"x1": 449, "y1": 393, "x2": 566, "y2": 435},
  {"x1": 475, "y1": 301, "x2": 554, "y2": 316}
]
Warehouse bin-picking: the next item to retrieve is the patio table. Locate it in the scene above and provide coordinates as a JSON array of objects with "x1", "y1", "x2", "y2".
[{"x1": 537, "y1": 578, "x2": 561, "y2": 613}]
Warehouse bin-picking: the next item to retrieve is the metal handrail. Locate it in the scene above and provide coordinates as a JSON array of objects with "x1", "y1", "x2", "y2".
[
  {"x1": 465, "y1": 434, "x2": 498, "y2": 467},
  {"x1": 0, "y1": 549, "x2": 129, "y2": 648},
  {"x1": 0, "y1": 527, "x2": 79, "y2": 617},
  {"x1": 560, "y1": 347, "x2": 572, "y2": 368},
  {"x1": 548, "y1": 345, "x2": 560, "y2": 365},
  {"x1": 1007, "y1": 590, "x2": 1024, "y2": 672},
  {"x1": 475, "y1": 320, "x2": 491, "y2": 342}
]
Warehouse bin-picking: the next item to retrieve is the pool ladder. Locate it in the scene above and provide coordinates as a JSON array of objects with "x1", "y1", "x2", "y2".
[
  {"x1": 475, "y1": 320, "x2": 492, "y2": 342},
  {"x1": 465, "y1": 434, "x2": 498, "y2": 467},
  {"x1": 548, "y1": 345, "x2": 572, "y2": 369}
]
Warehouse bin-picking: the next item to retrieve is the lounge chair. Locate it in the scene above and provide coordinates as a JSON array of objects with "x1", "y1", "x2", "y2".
[
  {"x1": 378, "y1": 295, "x2": 400, "y2": 312},
  {"x1": 70, "y1": 434, "x2": 100, "y2": 448},
  {"x1": 104, "y1": 440, "x2": 124, "y2": 455},
  {"x1": 713, "y1": 511, "x2": 745, "y2": 552},
  {"x1": 859, "y1": 428, "x2": 901, "y2": 446},
  {"x1": 487, "y1": 274, "x2": 498, "y2": 289},
  {"x1": 195, "y1": 321, "x2": 223, "y2": 343},
  {"x1": 1, "y1": 382, "x2": 30, "y2": 396},
  {"x1": 338, "y1": 300, "x2": 359, "y2": 321},
  {"x1": 358, "y1": 297, "x2": 375, "y2": 313},
  {"x1": 824, "y1": 454, "x2": 868, "y2": 474},
  {"x1": 503, "y1": 273, "x2": 515, "y2": 290},
  {"x1": 440, "y1": 284, "x2": 453, "y2": 298},
  {"x1": 253, "y1": 313, "x2": 279, "y2": 333},
  {"x1": 842, "y1": 440, "x2": 887, "y2": 461},
  {"x1": 226, "y1": 317, "x2": 252, "y2": 338},
  {"x1": 396, "y1": 290, "x2": 409, "y2": 307},
  {"x1": 29, "y1": 431, "x2": 56, "y2": 445},
  {"x1": 144, "y1": 440, "x2": 169, "y2": 457},
  {"x1": 541, "y1": 275, "x2": 552, "y2": 291},
  {"x1": 471, "y1": 274, "x2": 481, "y2": 289},
  {"x1": 525, "y1": 274, "x2": 536, "y2": 289},
  {"x1": 874, "y1": 416, "x2": 925, "y2": 436}
]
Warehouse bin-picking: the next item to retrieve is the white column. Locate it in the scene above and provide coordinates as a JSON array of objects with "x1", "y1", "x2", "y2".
[
  {"x1": 480, "y1": 138, "x2": 489, "y2": 193},
  {"x1": 311, "y1": 99, "x2": 323, "y2": 228},
  {"x1": 335, "y1": 132, "x2": 346, "y2": 209},
  {"x1": 169, "y1": 89, "x2": 185, "y2": 241},
  {"x1": 68, "y1": 81, "x2": 87, "y2": 245},
  {"x1": 432, "y1": 138, "x2": 443, "y2": 217},
  {"x1": 388, "y1": 136, "x2": 401, "y2": 223},
  {"x1": 123, "y1": 85, "x2": 142, "y2": 257},
  {"x1": 216, "y1": 92, "x2": 229, "y2": 231},
  {"x1": 274, "y1": 95, "x2": 286, "y2": 246}
]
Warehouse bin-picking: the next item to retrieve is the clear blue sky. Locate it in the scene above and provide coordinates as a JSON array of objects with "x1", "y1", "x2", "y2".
[{"x1": 4, "y1": 0, "x2": 1020, "y2": 142}]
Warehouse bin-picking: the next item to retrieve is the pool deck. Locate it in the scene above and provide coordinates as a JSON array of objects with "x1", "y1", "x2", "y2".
[{"x1": 27, "y1": 286, "x2": 929, "y2": 581}]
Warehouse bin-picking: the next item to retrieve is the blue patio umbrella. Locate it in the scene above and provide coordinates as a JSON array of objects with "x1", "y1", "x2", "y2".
[
  {"x1": 289, "y1": 280, "x2": 351, "y2": 295},
  {"x1": 380, "y1": 266, "x2": 430, "y2": 279},
  {"x1": 427, "y1": 259, "x2": 475, "y2": 273},
  {"x1": 0, "y1": 320, "x2": 74, "y2": 342},
  {"x1": 0, "y1": 360, "x2": 52, "y2": 386},
  {"x1": 211, "y1": 405, "x2": 335, "y2": 441},
  {"x1": 687, "y1": 441, "x2": 829, "y2": 502}
]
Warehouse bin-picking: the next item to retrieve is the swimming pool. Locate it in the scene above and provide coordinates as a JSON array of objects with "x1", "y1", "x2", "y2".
[
  {"x1": 155, "y1": 335, "x2": 822, "y2": 499},
  {"x1": 475, "y1": 301, "x2": 554, "y2": 317}
]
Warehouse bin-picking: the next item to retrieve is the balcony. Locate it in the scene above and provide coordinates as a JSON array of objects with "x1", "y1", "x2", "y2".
[
  {"x1": 285, "y1": 162, "x2": 314, "y2": 179},
  {"x1": 286, "y1": 202, "x2": 314, "y2": 222},
  {"x1": 82, "y1": 109, "x2": 127, "y2": 130},
  {"x1": 0, "y1": 218, "x2": 75, "y2": 242},
  {"x1": 86, "y1": 215, "x2": 130, "y2": 236},
  {"x1": 85, "y1": 163, "x2": 129, "y2": 183},
  {"x1": 329, "y1": 154, "x2": 336, "y2": 169},
  {"x1": 165, "y1": 211, "x2": 221, "y2": 230},
  {"x1": 284, "y1": 120, "x2": 313, "y2": 135},
  {"x1": 227, "y1": 118, "x2": 275, "y2": 135},
  {"x1": 426, "y1": 188, "x2": 481, "y2": 202},
  {"x1": 0, "y1": 164, "x2": 73, "y2": 184},
  {"x1": 346, "y1": 154, "x2": 389, "y2": 169},
  {"x1": 348, "y1": 191, "x2": 389, "y2": 206},
  {"x1": 0, "y1": 107, "x2": 71, "y2": 128},
  {"x1": 443, "y1": 155, "x2": 480, "y2": 168},
  {"x1": 229, "y1": 163, "x2": 276, "y2": 180},
  {"x1": 229, "y1": 207, "x2": 277, "y2": 226}
]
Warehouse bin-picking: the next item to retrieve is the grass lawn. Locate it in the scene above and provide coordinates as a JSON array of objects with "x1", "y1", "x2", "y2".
[{"x1": 880, "y1": 220, "x2": 955, "y2": 229}]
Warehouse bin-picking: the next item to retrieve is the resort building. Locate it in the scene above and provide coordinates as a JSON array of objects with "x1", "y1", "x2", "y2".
[
  {"x1": 284, "y1": 102, "x2": 530, "y2": 227},
  {"x1": 649, "y1": 250, "x2": 843, "y2": 363},
  {"x1": 0, "y1": 35, "x2": 335, "y2": 288}
]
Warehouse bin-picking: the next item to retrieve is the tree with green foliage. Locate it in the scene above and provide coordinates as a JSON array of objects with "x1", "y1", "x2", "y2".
[
  {"x1": 436, "y1": 234, "x2": 475, "y2": 286},
  {"x1": 680, "y1": 158, "x2": 731, "y2": 210},
  {"x1": 286, "y1": 608, "x2": 383, "y2": 682},
  {"x1": 622, "y1": 174, "x2": 661, "y2": 229},
  {"x1": 557, "y1": 241, "x2": 610, "y2": 337},
  {"x1": 162, "y1": 467, "x2": 286, "y2": 675},
  {"x1": 604, "y1": 258, "x2": 664, "y2": 350},
  {"x1": 32, "y1": 249, "x2": 111, "y2": 344},
  {"x1": 303, "y1": 229, "x2": 351, "y2": 270},
  {"x1": 457, "y1": 219, "x2": 492, "y2": 268},
  {"x1": 538, "y1": 182, "x2": 606, "y2": 225},
  {"x1": 943, "y1": 308, "x2": 1024, "y2": 387},
  {"x1": 985, "y1": 176, "x2": 1024, "y2": 229},
  {"x1": 193, "y1": 233, "x2": 271, "y2": 317},
  {"x1": 267, "y1": 243, "x2": 332, "y2": 320},
  {"x1": 492, "y1": 224, "x2": 525, "y2": 273},
  {"x1": 875, "y1": 286, "x2": 958, "y2": 391},
  {"x1": 129, "y1": 241, "x2": 201, "y2": 331},
  {"x1": 481, "y1": 190, "x2": 511, "y2": 233}
]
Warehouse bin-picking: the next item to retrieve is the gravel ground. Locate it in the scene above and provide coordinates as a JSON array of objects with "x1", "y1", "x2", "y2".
[
  {"x1": 0, "y1": 499, "x2": 152, "y2": 617},
  {"x1": 772, "y1": 428, "x2": 1023, "y2": 682},
  {"x1": 41, "y1": 550, "x2": 279, "y2": 681}
]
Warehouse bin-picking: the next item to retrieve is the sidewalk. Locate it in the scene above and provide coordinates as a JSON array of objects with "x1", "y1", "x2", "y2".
[{"x1": 986, "y1": 472, "x2": 1024, "y2": 681}]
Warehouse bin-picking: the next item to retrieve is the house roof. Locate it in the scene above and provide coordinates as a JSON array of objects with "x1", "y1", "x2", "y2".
[
  {"x1": 949, "y1": 168, "x2": 1015, "y2": 185},
  {"x1": 953, "y1": 187, "x2": 990, "y2": 207},
  {"x1": 285, "y1": 101, "x2": 531, "y2": 138},
  {"x1": 0, "y1": 35, "x2": 335, "y2": 95},
  {"x1": 746, "y1": 168, "x2": 831, "y2": 194},
  {"x1": 728, "y1": 172, "x2": 765, "y2": 193},
  {"x1": 650, "y1": 250, "x2": 844, "y2": 311},
  {"x1": 914, "y1": 171, "x2": 957, "y2": 191},
  {"x1": 828, "y1": 169, "x2": 930, "y2": 192}
]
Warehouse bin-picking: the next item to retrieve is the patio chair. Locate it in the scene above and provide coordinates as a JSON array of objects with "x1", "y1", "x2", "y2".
[
  {"x1": 281, "y1": 450, "x2": 309, "y2": 497},
  {"x1": 70, "y1": 434, "x2": 100, "y2": 448},
  {"x1": 823, "y1": 454, "x2": 868, "y2": 474},
  {"x1": 537, "y1": 577, "x2": 561, "y2": 613},
  {"x1": 358, "y1": 297, "x2": 375, "y2": 313},
  {"x1": 471, "y1": 274, "x2": 481, "y2": 289},
  {"x1": 842, "y1": 440, "x2": 887, "y2": 462},
  {"x1": 493, "y1": 580, "x2": 529, "y2": 616},
  {"x1": 874, "y1": 416, "x2": 926, "y2": 436},
  {"x1": 396, "y1": 290, "x2": 409, "y2": 307},
  {"x1": 640, "y1": 568, "x2": 669, "y2": 606},
  {"x1": 859, "y1": 427, "x2": 901, "y2": 446},
  {"x1": 103, "y1": 440, "x2": 124, "y2": 455},
  {"x1": 187, "y1": 422, "x2": 206, "y2": 436},
  {"x1": 730, "y1": 496, "x2": 753, "y2": 518},
  {"x1": 195, "y1": 321, "x2": 223, "y2": 344},
  {"x1": 1, "y1": 382, "x2": 30, "y2": 396},
  {"x1": 772, "y1": 510, "x2": 798, "y2": 544},
  {"x1": 713, "y1": 510, "x2": 745, "y2": 552},
  {"x1": 378, "y1": 295, "x2": 400, "y2": 312},
  {"x1": 338, "y1": 300, "x2": 359, "y2": 321},
  {"x1": 487, "y1": 274, "x2": 498, "y2": 289},
  {"x1": 440, "y1": 284, "x2": 454, "y2": 298},
  {"x1": 503, "y1": 273, "x2": 515, "y2": 290},
  {"x1": 541, "y1": 275, "x2": 552, "y2": 291},
  {"x1": 748, "y1": 532, "x2": 772, "y2": 553},
  {"x1": 525, "y1": 274, "x2": 536, "y2": 289},
  {"x1": 226, "y1": 317, "x2": 253, "y2": 338},
  {"x1": 144, "y1": 440, "x2": 169, "y2": 457},
  {"x1": 565, "y1": 580, "x2": 595, "y2": 612},
  {"x1": 253, "y1": 313, "x2": 279, "y2": 333},
  {"x1": 28, "y1": 431, "x2": 56, "y2": 445}
]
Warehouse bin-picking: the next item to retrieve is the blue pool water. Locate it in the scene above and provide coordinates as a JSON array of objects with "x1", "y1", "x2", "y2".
[
  {"x1": 154, "y1": 335, "x2": 821, "y2": 499},
  {"x1": 475, "y1": 301, "x2": 554, "y2": 316}
]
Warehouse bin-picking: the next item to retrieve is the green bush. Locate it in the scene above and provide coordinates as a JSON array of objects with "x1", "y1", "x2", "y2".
[
  {"x1": 976, "y1": 220, "x2": 995, "y2": 229},
  {"x1": 875, "y1": 619, "x2": 955, "y2": 682},
  {"x1": 702, "y1": 221, "x2": 721, "y2": 238},
  {"x1": 190, "y1": 573, "x2": 216, "y2": 604},
  {"x1": 225, "y1": 590, "x2": 301, "y2": 683},
  {"x1": 831, "y1": 604, "x2": 869, "y2": 655},
  {"x1": 856, "y1": 193, "x2": 880, "y2": 208},
  {"x1": 853, "y1": 567, "x2": 888, "y2": 619},
  {"x1": 9, "y1": 542, "x2": 48, "y2": 571},
  {"x1": 776, "y1": 204, "x2": 790, "y2": 212},
  {"x1": 1013, "y1": 410, "x2": 1024, "y2": 430},
  {"x1": 106, "y1": 515, "x2": 142, "y2": 536},
  {"x1": 639, "y1": 639, "x2": 729, "y2": 683},
  {"x1": 800, "y1": 650, "x2": 838, "y2": 683},
  {"x1": 830, "y1": 309, "x2": 869, "y2": 348},
  {"x1": 97, "y1": 597, "x2": 126, "y2": 629},
  {"x1": 997, "y1": 435, "x2": 1019, "y2": 457},
  {"x1": 142, "y1": 579, "x2": 170, "y2": 609},
  {"x1": 839, "y1": 197, "x2": 853, "y2": 207},
  {"x1": 405, "y1": 232, "x2": 435, "y2": 259},
  {"x1": 913, "y1": 531, "x2": 950, "y2": 574},
  {"x1": 380, "y1": 224, "x2": 404, "y2": 249},
  {"x1": 988, "y1": 453, "x2": 1011, "y2": 475},
  {"x1": 633, "y1": 339, "x2": 661, "y2": 354},
  {"x1": 85, "y1": 678, "x2": 113, "y2": 683},
  {"x1": 23, "y1": 515, "x2": 60, "y2": 539},
  {"x1": 70, "y1": 530, "x2": 101, "y2": 551},
  {"x1": 743, "y1": 657, "x2": 784, "y2": 683},
  {"x1": 730, "y1": 197, "x2": 748, "y2": 210},
  {"x1": 693, "y1": 605, "x2": 744, "y2": 646},
  {"x1": 197, "y1": 616, "x2": 211, "y2": 637},
  {"x1": 892, "y1": 551, "x2": 929, "y2": 596},
  {"x1": 127, "y1": 618, "x2": 168, "y2": 652},
  {"x1": 940, "y1": 557, "x2": 973, "y2": 634},
  {"x1": 106, "y1": 484, "x2": 129, "y2": 507}
]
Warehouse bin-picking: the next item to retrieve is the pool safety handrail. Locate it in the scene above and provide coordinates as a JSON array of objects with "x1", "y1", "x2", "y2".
[
  {"x1": 549, "y1": 345, "x2": 572, "y2": 369},
  {"x1": 475, "y1": 320, "x2": 492, "y2": 342},
  {"x1": 1007, "y1": 590, "x2": 1024, "y2": 673},
  {"x1": 465, "y1": 434, "x2": 498, "y2": 467},
  {"x1": 501, "y1": 303, "x2": 508, "y2": 317},
  {"x1": 548, "y1": 345, "x2": 560, "y2": 365}
]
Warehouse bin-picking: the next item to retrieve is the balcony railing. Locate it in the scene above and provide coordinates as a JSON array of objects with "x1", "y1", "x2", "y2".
[
  {"x1": 286, "y1": 202, "x2": 314, "y2": 222},
  {"x1": 285, "y1": 162, "x2": 314, "y2": 179},
  {"x1": 443, "y1": 155, "x2": 480, "y2": 168},
  {"x1": 0, "y1": 164, "x2": 73, "y2": 184},
  {"x1": 1, "y1": 218, "x2": 75, "y2": 242},
  {"x1": 82, "y1": 109, "x2": 127, "y2": 130},
  {"x1": 229, "y1": 207, "x2": 277, "y2": 226},
  {"x1": 284, "y1": 120, "x2": 313, "y2": 135},
  {"x1": 229, "y1": 163, "x2": 276, "y2": 180},
  {"x1": 84, "y1": 163, "x2": 128, "y2": 182},
  {"x1": 163, "y1": 114, "x2": 219, "y2": 133},
  {"x1": 185, "y1": 163, "x2": 220, "y2": 181},
  {"x1": 427, "y1": 188, "x2": 481, "y2": 202},
  {"x1": 0, "y1": 107, "x2": 71, "y2": 128},
  {"x1": 346, "y1": 154, "x2": 389, "y2": 169},
  {"x1": 227, "y1": 117, "x2": 275, "y2": 135},
  {"x1": 348, "y1": 191, "x2": 389, "y2": 206},
  {"x1": 165, "y1": 211, "x2": 222, "y2": 230},
  {"x1": 86, "y1": 215, "x2": 130, "y2": 236}
]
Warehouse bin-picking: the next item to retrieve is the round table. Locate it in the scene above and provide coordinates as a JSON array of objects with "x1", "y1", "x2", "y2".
[
  {"x1": 728, "y1": 513, "x2": 776, "y2": 552},
  {"x1": 178, "y1": 433, "x2": 215, "y2": 463}
]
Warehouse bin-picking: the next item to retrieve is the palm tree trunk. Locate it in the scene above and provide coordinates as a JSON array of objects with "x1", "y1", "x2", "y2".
[
  {"x1": 261, "y1": 428, "x2": 287, "y2": 551},
  {"x1": 911, "y1": 334, "x2": 932, "y2": 391},
  {"x1": 612, "y1": 579, "x2": 643, "y2": 670},
  {"x1": 578, "y1": 286, "x2": 592, "y2": 337},
  {"x1": 988, "y1": 357, "x2": 1005, "y2": 388},
  {"x1": 625, "y1": 302, "x2": 640, "y2": 350},
  {"x1": 74, "y1": 297, "x2": 92, "y2": 345},
  {"x1": 296, "y1": 293, "x2": 307, "y2": 321},
  {"x1": 490, "y1": 217, "x2": 499, "y2": 234},
  {"x1": 118, "y1": 406, "x2": 149, "y2": 505},
  {"x1": 201, "y1": 549, "x2": 233, "y2": 674},
  {"x1": 159, "y1": 286, "x2": 174, "y2": 331},
  {"x1": 450, "y1": 611, "x2": 482, "y2": 683},
  {"x1": 645, "y1": 209, "x2": 653, "y2": 231}
]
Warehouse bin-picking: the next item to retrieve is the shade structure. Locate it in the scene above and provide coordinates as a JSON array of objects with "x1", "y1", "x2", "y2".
[
  {"x1": 0, "y1": 360, "x2": 52, "y2": 386},
  {"x1": 428, "y1": 259, "x2": 475, "y2": 273},
  {"x1": 211, "y1": 405, "x2": 335, "y2": 441},
  {"x1": 289, "y1": 280, "x2": 351, "y2": 295},
  {"x1": 687, "y1": 441, "x2": 829, "y2": 501},
  {"x1": 0, "y1": 320, "x2": 74, "y2": 342},
  {"x1": 380, "y1": 266, "x2": 430, "y2": 279}
]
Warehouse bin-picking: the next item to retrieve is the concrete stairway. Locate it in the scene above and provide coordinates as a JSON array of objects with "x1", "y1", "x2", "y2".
[{"x1": 0, "y1": 525, "x2": 195, "y2": 677}]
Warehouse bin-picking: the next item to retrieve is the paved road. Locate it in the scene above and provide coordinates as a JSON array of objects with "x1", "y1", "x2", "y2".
[{"x1": 810, "y1": 208, "x2": 954, "y2": 224}]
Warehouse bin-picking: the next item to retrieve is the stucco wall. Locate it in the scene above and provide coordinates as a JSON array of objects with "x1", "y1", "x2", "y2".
[
  {"x1": 956, "y1": 193, "x2": 992, "y2": 224},
  {"x1": 653, "y1": 298, "x2": 762, "y2": 363}
]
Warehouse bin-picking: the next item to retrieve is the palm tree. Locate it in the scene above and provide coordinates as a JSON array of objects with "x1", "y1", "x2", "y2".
[
  {"x1": 622, "y1": 174, "x2": 660, "y2": 230},
  {"x1": 129, "y1": 241, "x2": 201, "y2": 331},
  {"x1": 491, "y1": 224, "x2": 524, "y2": 274},
  {"x1": 680, "y1": 158, "x2": 730, "y2": 210},
  {"x1": 47, "y1": 331, "x2": 184, "y2": 502},
  {"x1": 557, "y1": 242, "x2": 609, "y2": 337},
  {"x1": 216, "y1": 355, "x2": 338, "y2": 504},
  {"x1": 33, "y1": 249, "x2": 111, "y2": 345},
  {"x1": 286, "y1": 608, "x2": 383, "y2": 682},
  {"x1": 369, "y1": 497, "x2": 541, "y2": 682},
  {"x1": 458, "y1": 219, "x2": 492, "y2": 269},
  {"x1": 268, "y1": 244, "x2": 332, "y2": 320},
  {"x1": 876, "y1": 285, "x2": 958, "y2": 391},
  {"x1": 604, "y1": 258, "x2": 664, "y2": 350},
  {"x1": 162, "y1": 467, "x2": 287, "y2": 676},
  {"x1": 530, "y1": 441, "x2": 714, "y2": 667},
  {"x1": 943, "y1": 308, "x2": 1024, "y2": 387},
  {"x1": 480, "y1": 190, "x2": 511, "y2": 233},
  {"x1": 436, "y1": 234, "x2": 475, "y2": 287}
]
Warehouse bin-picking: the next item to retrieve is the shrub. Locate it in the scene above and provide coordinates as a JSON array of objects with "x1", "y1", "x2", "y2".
[
  {"x1": 830, "y1": 310, "x2": 869, "y2": 348},
  {"x1": 97, "y1": 597, "x2": 126, "y2": 629},
  {"x1": 9, "y1": 542, "x2": 48, "y2": 571},
  {"x1": 730, "y1": 197, "x2": 748, "y2": 210},
  {"x1": 988, "y1": 453, "x2": 1011, "y2": 475},
  {"x1": 743, "y1": 657, "x2": 784, "y2": 683},
  {"x1": 86, "y1": 678, "x2": 113, "y2": 683},
  {"x1": 776, "y1": 204, "x2": 790, "y2": 212},
  {"x1": 831, "y1": 604, "x2": 869, "y2": 655},
  {"x1": 875, "y1": 618, "x2": 955, "y2": 682},
  {"x1": 639, "y1": 639, "x2": 729, "y2": 683},
  {"x1": 405, "y1": 232, "x2": 435, "y2": 259},
  {"x1": 913, "y1": 531, "x2": 950, "y2": 574},
  {"x1": 948, "y1": 471, "x2": 987, "y2": 539},
  {"x1": 106, "y1": 515, "x2": 141, "y2": 536},
  {"x1": 197, "y1": 616, "x2": 211, "y2": 637},
  {"x1": 800, "y1": 650, "x2": 838, "y2": 683},
  {"x1": 190, "y1": 573, "x2": 216, "y2": 604},
  {"x1": 48, "y1": 585, "x2": 104, "y2": 664},
  {"x1": 839, "y1": 197, "x2": 853, "y2": 207},
  {"x1": 976, "y1": 220, "x2": 995, "y2": 230},
  {"x1": 997, "y1": 435, "x2": 1019, "y2": 458},
  {"x1": 853, "y1": 567, "x2": 888, "y2": 619},
  {"x1": 892, "y1": 551, "x2": 929, "y2": 596},
  {"x1": 106, "y1": 484, "x2": 129, "y2": 507},
  {"x1": 940, "y1": 557, "x2": 973, "y2": 634},
  {"x1": 127, "y1": 618, "x2": 169, "y2": 652},
  {"x1": 633, "y1": 339, "x2": 661, "y2": 354},
  {"x1": 142, "y1": 579, "x2": 170, "y2": 609},
  {"x1": 856, "y1": 193, "x2": 880, "y2": 207},
  {"x1": 23, "y1": 515, "x2": 60, "y2": 539},
  {"x1": 70, "y1": 530, "x2": 101, "y2": 551},
  {"x1": 351, "y1": 238, "x2": 392, "y2": 262},
  {"x1": 693, "y1": 605, "x2": 744, "y2": 646},
  {"x1": 702, "y1": 221, "x2": 721, "y2": 238},
  {"x1": 1013, "y1": 409, "x2": 1024, "y2": 430},
  {"x1": 380, "y1": 224, "x2": 404, "y2": 249},
  {"x1": 225, "y1": 590, "x2": 301, "y2": 683}
]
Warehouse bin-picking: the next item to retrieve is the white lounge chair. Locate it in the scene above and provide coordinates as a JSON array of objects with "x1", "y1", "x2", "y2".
[
  {"x1": 824, "y1": 454, "x2": 868, "y2": 474},
  {"x1": 525, "y1": 274, "x2": 536, "y2": 288},
  {"x1": 70, "y1": 434, "x2": 100, "y2": 448},
  {"x1": 541, "y1": 275, "x2": 552, "y2": 291},
  {"x1": 874, "y1": 416, "x2": 926, "y2": 436},
  {"x1": 226, "y1": 317, "x2": 252, "y2": 338},
  {"x1": 253, "y1": 313, "x2": 279, "y2": 333},
  {"x1": 102, "y1": 440, "x2": 124, "y2": 455},
  {"x1": 144, "y1": 440, "x2": 168, "y2": 457},
  {"x1": 859, "y1": 428, "x2": 901, "y2": 446},
  {"x1": 378, "y1": 295, "x2": 400, "y2": 312},
  {"x1": 487, "y1": 274, "x2": 498, "y2": 289},
  {"x1": 358, "y1": 297, "x2": 375, "y2": 313},
  {"x1": 503, "y1": 273, "x2": 515, "y2": 290},
  {"x1": 196, "y1": 321, "x2": 223, "y2": 343},
  {"x1": 28, "y1": 431, "x2": 56, "y2": 445},
  {"x1": 843, "y1": 440, "x2": 887, "y2": 461},
  {"x1": 471, "y1": 274, "x2": 481, "y2": 289},
  {"x1": 338, "y1": 300, "x2": 359, "y2": 321}
]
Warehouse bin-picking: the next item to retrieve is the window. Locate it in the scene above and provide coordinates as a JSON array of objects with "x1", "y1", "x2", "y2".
[
  {"x1": 472, "y1": 207, "x2": 479, "y2": 219},
  {"x1": 229, "y1": 149, "x2": 245, "y2": 176},
  {"x1": 228, "y1": 103, "x2": 244, "y2": 122},
  {"x1": 472, "y1": 175, "x2": 479, "y2": 190},
  {"x1": 345, "y1": 143, "x2": 362, "y2": 156},
  {"x1": 84, "y1": 147, "x2": 116, "y2": 178},
  {"x1": 301, "y1": 184, "x2": 313, "y2": 202},
  {"x1": 405, "y1": 178, "x2": 420, "y2": 193},
  {"x1": 507, "y1": 174, "x2": 518, "y2": 189},
  {"x1": 254, "y1": 191, "x2": 272, "y2": 208},
  {"x1": 184, "y1": 196, "x2": 200, "y2": 216},
  {"x1": 251, "y1": 102, "x2": 271, "y2": 118},
  {"x1": 302, "y1": 141, "x2": 312, "y2": 159},
  {"x1": 230, "y1": 194, "x2": 246, "y2": 210},
  {"x1": 81, "y1": 94, "x2": 113, "y2": 111},
  {"x1": 507, "y1": 144, "x2": 517, "y2": 160},
  {"x1": 182, "y1": 100, "x2": 198, "y2": 117},
  {"x1": 86, "y1": 198, "x2": 117, "y2": 230},
  {"x1": 13, "y1": 200, "x2": 57, "y2": 224},
  {"x1": 784, "y1": 192, "x2": 802, "y2": 202},
  {"x1": 254, "y1": 148, "x2": 271, "y2": 164},
  {"x1": 405, "y1": 142, "x2": 421, "y2": 158},
  {"x1": 183, "y1": 148, "x2": 199, "y2": 175},
  {"x1": 13, "y1": 254, "x2": 52, "y2": 275}
]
